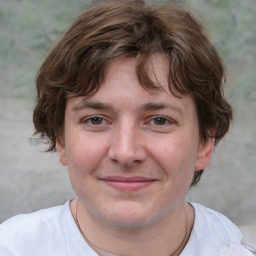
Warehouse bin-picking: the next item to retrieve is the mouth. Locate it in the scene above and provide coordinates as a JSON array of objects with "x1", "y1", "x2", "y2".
[{"x1": 99, "y1": 176, "x2": 157, "y2": 191}]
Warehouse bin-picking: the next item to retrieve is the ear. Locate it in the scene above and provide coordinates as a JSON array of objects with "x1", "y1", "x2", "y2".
[
  {"x1": 56, "y1": 136, "x2": 68, "y2": 166},
  {"x1": 194, "y1": 137, "x2": 215, "y2": 171}
]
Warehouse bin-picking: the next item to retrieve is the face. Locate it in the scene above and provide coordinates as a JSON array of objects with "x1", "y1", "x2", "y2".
[{"x1": 57, "y1": 55, "x2": 214, "y2": 229}]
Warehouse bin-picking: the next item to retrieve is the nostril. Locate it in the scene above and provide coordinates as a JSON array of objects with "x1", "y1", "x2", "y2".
[
  {"x1": 108, "y1": 144, "x2": 146, "y2": 166},
  {"x1": 108, "y1": 124, "x2": 147, "y2": 165}
]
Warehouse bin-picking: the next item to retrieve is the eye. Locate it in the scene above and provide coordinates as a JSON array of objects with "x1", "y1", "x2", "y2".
[
  {"x1": 146, "y1": 116, "x2": 176, "y2": 132},
  {"x1": 152, "y1": 117, "x2": 169, "y2": 126},
  {"x1": 82, "y1": 116, "x2": 109, "y2": 127},
  {"x1": 88, "y1": 116, "x2": 104, "y2": 125},
  {"x1": 150, "y1": 116, "x2": 172, "y2": 126}
]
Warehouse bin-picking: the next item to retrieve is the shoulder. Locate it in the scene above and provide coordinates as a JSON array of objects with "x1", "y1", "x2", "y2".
[
  {"x1": 191, "y1": 203, "x2": 243, "y2": 240},
  {"x1": 181, "y1": 203, "x2": 255, "y2": 256},
  {"x1": 219, "y1": 242, "x2": 256, "y2": 256},
  {"x1": 0, "y1": 204, "x2": 63, "y2": 236},
  {"x1": 0, "y1": 202, "x2": 69, "y2": 255},
  {"x1": 0, "y1": 241, "x2": 17, "y2": 256}
]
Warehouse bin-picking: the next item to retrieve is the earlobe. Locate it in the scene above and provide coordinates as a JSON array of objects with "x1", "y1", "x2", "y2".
[
  {"x1": 194, "y1": 137, "x2": 215, "y2": 171},
  {"x1": 56, "y1": 136, "x2": 68, "y2": 166}
]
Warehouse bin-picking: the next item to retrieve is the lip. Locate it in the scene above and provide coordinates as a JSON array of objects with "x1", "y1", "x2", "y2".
[{"x1": 99, "y1": 176, "x2": 157, "y2": 191}]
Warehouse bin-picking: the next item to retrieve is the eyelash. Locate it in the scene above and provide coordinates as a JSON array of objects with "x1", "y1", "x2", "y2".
[
  {"x1": 82, "y1": 115, "x2": 174, "y2": 125},
  {"x1": 149, "y1": 116, "x2": 172, "y2": 126},
  {"x1": 82, "y1": 115, "x2": 110, "y2": 127}
]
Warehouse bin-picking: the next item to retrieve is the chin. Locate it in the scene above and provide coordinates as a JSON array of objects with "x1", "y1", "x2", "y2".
[
  {"x1": 102, "y1": 206, "x2": 159, "y2": 229},
  {"x1": 108, "y1": 216, "x2": 153, "y2": 229}
]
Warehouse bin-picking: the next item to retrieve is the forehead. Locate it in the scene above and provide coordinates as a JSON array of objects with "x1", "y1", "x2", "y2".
[
  {"x1": 67, "y1": 55, "x2": 197, "y2": 121},
  {"x1": 104, "y1": 54, "x2": 171, "y2": 92}
]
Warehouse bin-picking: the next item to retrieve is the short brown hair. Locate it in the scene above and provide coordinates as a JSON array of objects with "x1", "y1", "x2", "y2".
[{"x1": 33, "y1": 0, "x2": 232, "y2": 185}]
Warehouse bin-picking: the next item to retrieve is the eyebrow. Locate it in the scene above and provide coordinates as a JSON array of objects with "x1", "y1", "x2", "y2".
[
  {"x1": 73, "y1": 100, "x2": 184, "y2": 115},
  {"x1": 73, "y1": 100, "x2": 113, "y2": 111},
  {"x1": 142, "y1": 103, "x2": 184, "y2": 115}
]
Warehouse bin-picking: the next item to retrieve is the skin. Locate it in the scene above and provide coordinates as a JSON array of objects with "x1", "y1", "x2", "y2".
[{"x1": 57, "y1": 55, "x2": 215, "y2": 256}]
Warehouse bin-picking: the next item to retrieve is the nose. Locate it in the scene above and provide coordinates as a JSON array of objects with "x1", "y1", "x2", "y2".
[{"x1": 108, "y1": 121, "x2": 147, "y2": 167}]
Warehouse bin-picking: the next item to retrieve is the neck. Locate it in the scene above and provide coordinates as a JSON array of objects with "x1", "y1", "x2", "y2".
[{"x1": 71, "y1": 199, "x2": 194, "y2": 256}]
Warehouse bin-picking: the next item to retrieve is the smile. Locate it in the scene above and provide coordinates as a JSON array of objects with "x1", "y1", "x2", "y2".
[{"x1": 99, "y1": 176, "x2": 157, "y2": 191}]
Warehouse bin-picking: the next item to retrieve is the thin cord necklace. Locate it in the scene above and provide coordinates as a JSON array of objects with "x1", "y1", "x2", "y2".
[
  {"x1": 169, "y1": 207, "x2": 188, "y2": 256},
  {"x1": 74, "y1": 199, "x2": 188, "y2": 256},
  {"x1": 74, "y1": 199, "x2": 119, "y2": 256}
]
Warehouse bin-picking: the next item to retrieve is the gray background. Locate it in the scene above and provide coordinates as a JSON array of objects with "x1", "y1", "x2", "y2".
[{"x1": 0, "y1": 0, "x2": 255, "y2": 246}]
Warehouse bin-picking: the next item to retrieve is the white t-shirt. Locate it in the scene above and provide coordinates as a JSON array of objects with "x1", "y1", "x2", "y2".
[{"x1": 0, "y1": 202, "x2": 254, "y2": 256}]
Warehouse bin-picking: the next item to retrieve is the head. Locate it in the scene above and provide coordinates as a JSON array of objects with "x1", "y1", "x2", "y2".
[{"x1": 33, "y1": 0, "x2": 232, "y2": 186}]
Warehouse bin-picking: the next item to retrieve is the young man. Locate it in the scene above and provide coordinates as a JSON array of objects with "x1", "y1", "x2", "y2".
[{"x1": 0, "y1": 1, "x2": 255, "y2": 255}]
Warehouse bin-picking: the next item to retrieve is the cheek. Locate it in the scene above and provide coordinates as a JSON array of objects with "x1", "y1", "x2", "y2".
[
  {"x1": 149, "y1": 134, "x2": 198, "y2": 176},
  {"x1": 65, "y1": 133, "x2": 108, "y2": 176}
]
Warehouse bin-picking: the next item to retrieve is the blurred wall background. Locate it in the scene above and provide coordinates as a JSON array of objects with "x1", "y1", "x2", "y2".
[{"x1": 0, "y1": 0, "x2": 255, "y2": 243}]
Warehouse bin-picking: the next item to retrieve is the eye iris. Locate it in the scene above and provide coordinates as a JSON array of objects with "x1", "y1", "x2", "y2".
[
  {"x1": 154, "y1": 117, "x2": 166, "y2": 125},
  {"x1": 91, "y1": 117, "x2": 103, "y2": 125}
]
